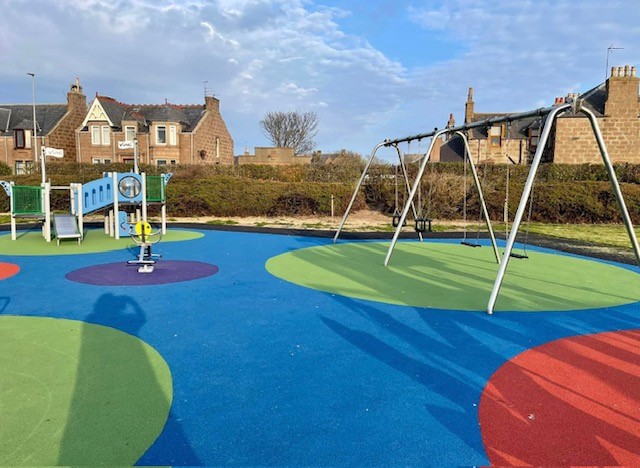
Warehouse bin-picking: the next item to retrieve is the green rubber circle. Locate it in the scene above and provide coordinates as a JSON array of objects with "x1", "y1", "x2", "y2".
[
  {"x1": 0, "y1": 315, "x2": 172, "y2": 465},
  {"x1": 0, "y1": 228, "x2": 202, "y2": 256},
  {"x1": 266, "y1": 241, "x2": 640, "y2": 312}
]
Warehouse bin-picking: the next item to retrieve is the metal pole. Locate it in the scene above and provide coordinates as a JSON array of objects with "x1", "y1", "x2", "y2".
[
  {"x1": 27, "y1": 73, "x2": 42, "y2": 183},
  {"x1": 384, "y1": 130, "x2": 445, "y2": 266},
  {"x1": 455, "y1": 131, "x2": 500, "y2": 264},
  {"x1": 581, "y1": 106, "x2": 640, "y2": 264},
  {"x1": 333, "y1": 141, "x2": 386, "y2": 243},
  {"x1": 134, "y1": 138, "x2": 139, "y2": 174},
  {"x1": 384, "y1": 106, "x2": 557, "y2": 148},
  {"x1": 486, "y1": 103, "x2": 571, "y2": 314},
  {"x1": 393, "y1": 144, "x2": 423, "y2": 242}
]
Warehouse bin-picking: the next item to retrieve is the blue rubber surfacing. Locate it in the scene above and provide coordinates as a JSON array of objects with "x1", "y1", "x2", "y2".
[{"x1": 1, "y1": 229, "x2": 639, "y2": 465}]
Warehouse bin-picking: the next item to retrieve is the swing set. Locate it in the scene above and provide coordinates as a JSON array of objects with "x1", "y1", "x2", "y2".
[{"x1": 335, "y1": 95, "x2": 640, "y2": 315}]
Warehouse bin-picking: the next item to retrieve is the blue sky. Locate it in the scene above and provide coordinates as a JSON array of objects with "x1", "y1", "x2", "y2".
[{"x1": 1, "y1": 0, "x2": 639, "y2": 159}]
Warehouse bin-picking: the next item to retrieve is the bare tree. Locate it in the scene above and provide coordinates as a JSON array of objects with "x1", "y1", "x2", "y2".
[{"x1": 259, "y1": 110, "x2": 319, "y2": 155}]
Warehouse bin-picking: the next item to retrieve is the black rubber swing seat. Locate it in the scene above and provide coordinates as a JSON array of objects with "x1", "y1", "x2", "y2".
[
  {"x1": 391, "y1": 213, "x2": 407, "y2": 228},
  {"x1": 460, "y1": 241, "x2": 481, "y2": 248},
  {"x1": 414, "y1": 218, "x2": 432, "y2": 233}
]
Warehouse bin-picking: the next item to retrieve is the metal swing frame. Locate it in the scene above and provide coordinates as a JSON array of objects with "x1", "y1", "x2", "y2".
[
  {"x1": 382, "y1": 129, "x2": 500, "y2": 266},
  {"x1": 333, "y1": 141, "x2": 426, "y2": 243},
  {"x1": 375, "y1": 97, "x2": 638, "y2": 315}
]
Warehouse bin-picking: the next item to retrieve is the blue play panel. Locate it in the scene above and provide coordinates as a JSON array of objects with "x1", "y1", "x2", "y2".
[{"x1": 1, "y1": 228, "x2": 639, "y2": 465}]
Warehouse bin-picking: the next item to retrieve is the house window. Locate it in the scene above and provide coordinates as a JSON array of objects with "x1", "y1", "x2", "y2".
[
  {"x1": 101, "y1": 126, "x2": 110, "y2": 145},
  {"x1": 156, "y1": 125, "x2": 166, "y2": 145},
  {"x1": 15, "y1": 160, "x2": 25, "y2": 175},
  {"x1": 528, "y1": 127, "x2": 540, "y2": 152},
  {"x1": 13, "y1": 129, "x2": 32, "y2": 149},
  {"x1": 14, "y1": 130, "x2": 25, "y2": 149},
  {"x1": 92, "y1": 158, "x2": 113, "y2": 165},
  {"x1": 14, "y1": 160, "x2": 33, "y2": 174},
  {"x1": 169, "y1": 125, "x2": 177, "y2": 146},
  {"x1": 125, "y1": 126, "x2": 136, "y2": 142},
  {"x1": 91, "y1": 126, "x2": 100, "y2": 145},
  {"x1": 216, "y1": 137, "x2": 220, "y2": 158},
  {"x1": 91, "y1": 125, "x2": 111, "y2": 145},
  {"x1": 489, "y1": 125, "x2": 503, "y2": 147},
  {"x1": 156, "y1": 159, "x2": 167, "y2": 166}
]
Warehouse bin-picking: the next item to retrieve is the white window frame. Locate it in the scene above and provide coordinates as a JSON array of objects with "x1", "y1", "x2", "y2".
[
  {"x1": 125, "y1": 126, "x2": 136, "y2": 142},
  {"x1": 156, "y1": 125, "x2": 167, "y2": 145},
  {"x1": 216, "y1": 137, "x2": 220, "y2": 158},
  {"x1": 169, "y1": 125, "x2": 177, "y2": 146},
  {"x1": 489, "y1": 125, "x2": 503, "y2": 147},
  {"x1": 156, "y1": 159, "x2": 167, "y2": 166},
  {"x1": 103, "y1": 158, "x2": 112, "y2": 164},
  {"x1": 92, "y1": 158, "x2": 101, "y2": 164},
  {"x1": 101, "y1": 126, "x2": 110, "y2": 146},
  {"x1": 15, "y1": 160, "x2": 25, "y2": 175},
  {"x1": 91, "y1": 126, "x2": 100, "y2": 145}
]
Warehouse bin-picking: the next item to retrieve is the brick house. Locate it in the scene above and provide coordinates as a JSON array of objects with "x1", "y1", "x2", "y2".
[
  {"x1": 441, "y1": 64, "x2": 640, "y2": 165},
  {"x1": 0, "y1": 79, "x2": 87, "y2": 173},
  {"x1": 77, "y1": 94, "x2": 234, "y2": 166}
]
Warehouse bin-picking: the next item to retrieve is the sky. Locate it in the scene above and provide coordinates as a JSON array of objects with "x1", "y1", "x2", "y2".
[{"x1": 1, "y1": 0, "x2": 639, "y2": 160}]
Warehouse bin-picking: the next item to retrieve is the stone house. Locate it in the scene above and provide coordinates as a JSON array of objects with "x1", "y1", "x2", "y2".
[
  {"x1": 77, "y1": 94, "x2": 233, "y2": 167},
  {"x1": 0, "y1": 79, "x2": 87, "y2": 174},
  {"x1": 235, "y1": 147, "x2": 311, "y2": 165},
  {"x1": 438, "y1": 88, "x2": 543, "y2": 164},
  {"x1": 441, "y1": 64, "x2": 640, "y2": 165},
  {"x1": 553, "y1": 65, "x2": 639, "y2": 164}
]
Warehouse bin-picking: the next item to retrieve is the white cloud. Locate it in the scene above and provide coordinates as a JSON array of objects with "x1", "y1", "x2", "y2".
[{"x1": 1, "y1": 0, "x2": 639, "y2": 156}]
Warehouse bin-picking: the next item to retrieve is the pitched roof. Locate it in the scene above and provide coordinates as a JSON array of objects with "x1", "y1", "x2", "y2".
[
  {"x1": 0, "y1": 104, "x2": 67, "y2": 136},
  {"x1": 0, "y1": 108, "x2": 10, "y2": 132},
  {"x1": 93, "y1": 96, "x2": 206, "y2": 132}
]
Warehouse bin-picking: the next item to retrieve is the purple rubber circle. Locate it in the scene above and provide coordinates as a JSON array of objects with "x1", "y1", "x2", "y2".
[{"x1": 66, "y1": 260, "x2": 219, "y2": 286}]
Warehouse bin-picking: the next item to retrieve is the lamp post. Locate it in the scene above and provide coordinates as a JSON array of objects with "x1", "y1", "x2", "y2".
[{"x1": 26, "y1": 72, "x2": 43, "y2": 183}]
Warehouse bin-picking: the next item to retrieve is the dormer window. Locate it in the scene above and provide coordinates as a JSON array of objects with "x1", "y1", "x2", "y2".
[
  {"x1": 489, "y1": 125, "x2": 504, "y2": 147},
  {"x1": 125, "y1": 125, "x2": 136, "y2": 142},
  {"x1": 528, "y1": 127, "x2": 540, "y2": 152},
  {"x1": 14, "y1": 129, "x2": 31, "y2": 149}
]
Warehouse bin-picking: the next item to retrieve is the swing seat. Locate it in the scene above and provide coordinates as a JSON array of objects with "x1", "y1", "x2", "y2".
[
  {"x1": 391, "y1": 212, "x2": 407, "y2": 228},
  {"x1": 414, "y1": 217, "x2": 432, "y2": 233},
  {"x1": 461, "y1": 241, "x2": 481, "y2": 248},
  {"x1": 509, "y1": 252, "x2": 529, "y2": 259}
]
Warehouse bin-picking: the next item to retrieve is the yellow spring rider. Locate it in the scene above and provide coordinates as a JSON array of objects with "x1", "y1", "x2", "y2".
[{"x1": 127, "y1": 221, "x2": 162, "y2": 273}]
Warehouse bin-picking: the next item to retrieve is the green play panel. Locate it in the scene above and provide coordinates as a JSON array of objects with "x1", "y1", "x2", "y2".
[
  {"x1": 0, "y1": 228, "x2": 202, "y2": 255},
  {"x1": 0, "y1": 316, "x2": 172, "y2": 465},
  {"x1": 266, "y1": 241, "x2": 640, "y2": 312}
]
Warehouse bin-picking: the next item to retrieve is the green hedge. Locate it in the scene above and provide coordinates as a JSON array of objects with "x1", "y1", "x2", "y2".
[{"x1": 0, "y1": 162, "x2": 638, "y2": 223}]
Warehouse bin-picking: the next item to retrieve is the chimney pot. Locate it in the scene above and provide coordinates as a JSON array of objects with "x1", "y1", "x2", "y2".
[
  {"x1": 625, "y1": 65, "x2": 630, "y2": 77},
  {"x1": 618, "y1": 66, "x2": 624, "y2": 77},
  {"x1": 632, "y1": 66, "x2": 637, "y2": 77}
]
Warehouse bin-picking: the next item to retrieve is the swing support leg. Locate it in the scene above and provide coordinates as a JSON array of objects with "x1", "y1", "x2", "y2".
[
  {"x1": 334, "y1": 142, "x2": 386, "y2": 243},
  {"x1": 487, "y1": 101, "x2": 640, "y2": 314},
  {"x1": 456, "y1": 131, "x2": 501, "y2": 264},
  {"x1": 487, "y1": 104, "x2": 570, "y2": 314}
]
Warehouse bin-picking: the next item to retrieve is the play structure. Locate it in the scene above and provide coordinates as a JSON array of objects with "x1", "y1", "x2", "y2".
[
  {"x1": 0, "y1": 172, "x2": 171, "y2": 244},
  {"x1": 335, "y1": 95, "x2": 640, "y2": 314},
  {"x1": 127, "y1": 220, "x2": 162, "y2": 273}
]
